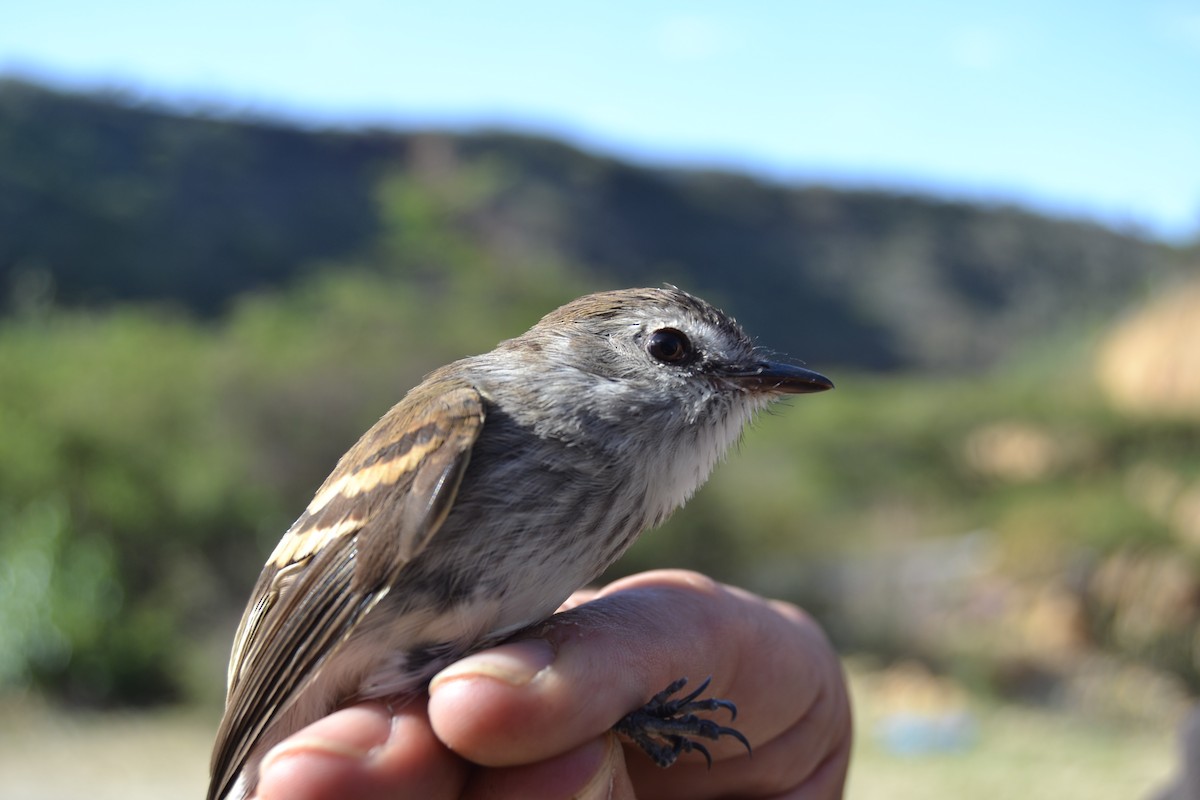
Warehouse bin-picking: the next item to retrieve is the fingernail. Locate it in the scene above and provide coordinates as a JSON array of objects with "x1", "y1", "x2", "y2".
[
  {"x1": 258, "y1": 703, "x2": 392, "y2": 778},
  {"x1": 573, "y1": 734, "x2": 622, "y2": 800},
  {"x1": 430, "y1": 637, "x2": 556, "y2": 690},
  {"x1": 260, "y1": 736, "x2": 371, "y2": 773}
]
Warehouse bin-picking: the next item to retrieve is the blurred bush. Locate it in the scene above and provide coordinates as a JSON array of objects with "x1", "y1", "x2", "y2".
[
  {"x1": 617, "y1": 340, "x2": 1200, "y2": 707},
  {"x1": 3, "y1": 180, "x2": 1199, "y2": 708},
  {"x1": 0, "y1": 165, "x2": 586, "y2": 704},
  {"x1": 1, "y1": 82, "x2": 1197, "y2": 710}
]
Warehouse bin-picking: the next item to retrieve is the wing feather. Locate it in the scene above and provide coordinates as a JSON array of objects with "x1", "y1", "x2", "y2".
[{"x1": 208, "y1": 383, "x2": 485, "y2": 800}]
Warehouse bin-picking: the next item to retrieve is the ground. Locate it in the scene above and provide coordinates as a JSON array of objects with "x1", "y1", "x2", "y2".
[{"x1": 0, "y1": 669, "x2": 1180, "y2": 800}]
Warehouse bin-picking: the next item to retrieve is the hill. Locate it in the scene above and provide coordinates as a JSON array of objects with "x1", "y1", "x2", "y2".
[
  {"x1": 0, "y1": 78, "x2": 1189, "y2": 370},
  {"x1": 3, "y1": 79, "x2": 1199, "y2": 708}
]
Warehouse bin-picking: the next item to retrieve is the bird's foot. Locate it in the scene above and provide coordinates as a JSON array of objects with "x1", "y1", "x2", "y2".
[{"x1": 613, "y1": 676, "x2": 751, "y2": 768}]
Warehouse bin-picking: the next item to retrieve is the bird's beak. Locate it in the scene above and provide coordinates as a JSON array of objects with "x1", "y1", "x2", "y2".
[{"x1": 722, "y1": 361, "x2": 834, "y2": 394}]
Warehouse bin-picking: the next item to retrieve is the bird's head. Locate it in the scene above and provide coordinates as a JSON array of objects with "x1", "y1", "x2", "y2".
[{"x1": 515, "y1": 286, "x2": 831, "y2": 419}]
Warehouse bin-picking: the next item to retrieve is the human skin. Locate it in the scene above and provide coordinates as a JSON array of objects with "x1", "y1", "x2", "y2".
[{"x1": 252, "y1": 569, "x2": 853, "y2": 800}]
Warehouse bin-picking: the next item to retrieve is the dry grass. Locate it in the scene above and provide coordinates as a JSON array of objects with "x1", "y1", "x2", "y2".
[
  {"x1": 0, "y1": 696, "x2": 215, "y2": 800},
  {"x1": 847, "y1": 668, "x2": 1180, "y2": 800},
  {"x1": 0, "y1": 672, "x2": 1181, "y2": 800}
]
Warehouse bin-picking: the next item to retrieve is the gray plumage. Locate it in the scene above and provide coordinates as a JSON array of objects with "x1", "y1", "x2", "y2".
[{"x1": 209, "y1": 286, "x2": 832, "y2": 799}]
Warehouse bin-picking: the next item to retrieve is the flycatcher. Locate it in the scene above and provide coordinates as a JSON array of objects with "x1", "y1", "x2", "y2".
[{"x1": 209, "y1": 286, "x2": 833, "y2": 799}]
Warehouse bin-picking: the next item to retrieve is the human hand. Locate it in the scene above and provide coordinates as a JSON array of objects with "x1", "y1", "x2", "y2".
[{"x1": 253, "y1": 569, "x2": 852, "y2": 799}]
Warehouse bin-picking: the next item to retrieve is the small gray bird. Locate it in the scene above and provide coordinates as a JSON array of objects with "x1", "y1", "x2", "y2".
[{"x1": 209, "y1": 286, "x2": 832, "y2": 799}]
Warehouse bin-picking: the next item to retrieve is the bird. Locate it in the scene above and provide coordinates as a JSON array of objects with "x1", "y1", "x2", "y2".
[{"x1": 208, "y1": 286, "x2": 833, "y2": 799}]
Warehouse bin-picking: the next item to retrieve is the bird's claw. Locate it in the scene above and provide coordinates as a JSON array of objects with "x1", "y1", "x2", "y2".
[{"x1": 613, "y1": 676, "x2": 752, "y2": 768}]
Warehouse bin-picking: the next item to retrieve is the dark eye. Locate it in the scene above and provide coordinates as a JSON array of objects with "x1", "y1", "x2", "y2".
[{"x1": 646, "y1": 328, "x2": 693, "y2": 364}]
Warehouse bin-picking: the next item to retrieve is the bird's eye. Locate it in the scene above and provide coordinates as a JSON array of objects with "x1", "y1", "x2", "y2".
[{"x1": 646, "y1": 328, "x2": 693, "y2": 364}]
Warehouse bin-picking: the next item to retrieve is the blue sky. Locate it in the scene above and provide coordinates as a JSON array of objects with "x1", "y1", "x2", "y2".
[{"x1": 3, "y1": 1, "x2": 1199, "y2": 240}]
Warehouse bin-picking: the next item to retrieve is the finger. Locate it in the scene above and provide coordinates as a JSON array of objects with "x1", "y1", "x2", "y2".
[
  {"x1": 256, "y1": 701, "x2": 468, "y2": 800},
  {"x1": 558, "y1": 587, "x2": 601, "y2": 611},
  {"x1": 427, "y1": 569, "x2": 848, "y2": 797},
  {"x1": 622, "y1": 657, "x2": 852, "y2": 800},
  {"x1": 461, "y1": 733, "x2": 637, "y2": 800},
  {"x1": 593, "y1": 571, "x2": 844, "y2": 745},
  {"x1": 599, "y1": 574, "x2": 852, "y2": 798},
  {"x1": 428, "y1": 570, "x2": 762, "y2": 765}
]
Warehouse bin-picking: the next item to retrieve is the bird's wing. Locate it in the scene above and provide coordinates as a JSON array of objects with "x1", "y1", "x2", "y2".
[{"x1": 208, "y1": 383, "x2": 485, "y2": 800}]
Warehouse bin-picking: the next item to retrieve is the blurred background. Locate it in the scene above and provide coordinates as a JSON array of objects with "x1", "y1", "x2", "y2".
[{"x1": 1, "y1": 2, "x2": 1198, "y2": 798}]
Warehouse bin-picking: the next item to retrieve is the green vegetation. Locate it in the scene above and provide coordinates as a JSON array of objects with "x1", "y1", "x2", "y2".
[
  {"x1": 0, "y1": 162, "x2": 587, "y2": 703},
  {"x1": 0, "y1": 81, "x2": 1196, "y2": 717},
  {"x1": 3, "y1": 238, "x2": 1197, "y2": 707},
  {"x1": 2, "y1": 79, "x2": 1192, "y2": 370}
]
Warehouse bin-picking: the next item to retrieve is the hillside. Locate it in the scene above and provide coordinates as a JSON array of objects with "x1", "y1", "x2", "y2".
[
  {"x1": 0, "y1": 78, "x2": 1189, "y2": 371},
  {"x1": 2, "y1": 80, "x2": 1199, "y2": 710}
]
